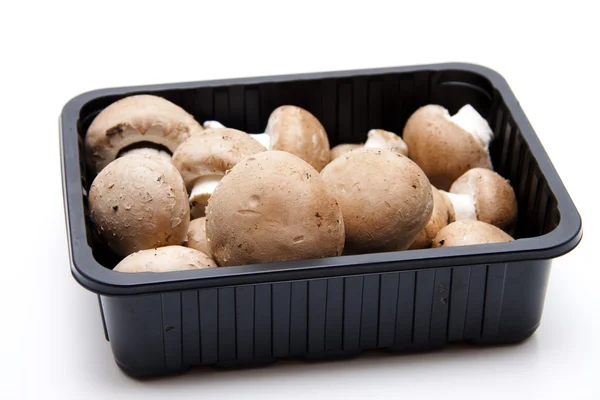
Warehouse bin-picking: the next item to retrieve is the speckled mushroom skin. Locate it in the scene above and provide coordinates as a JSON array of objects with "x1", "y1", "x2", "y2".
[
  {"x1": 409, "y1": 185, "x2": 453, "y2": 249},
  {"x1": 321, "y1": 148, "x2": 433, "y2": 254},
  {"x1": 185, "y1": 217, "x2": 211, "y2": 256},
  {"x1": 85, "y1": 95, "x2": 204, "y2": 173},
  {"x1": 88, "y1": 154, "x2": 190, "y2": 257},
  {"x1": 206, "y1": 151, "x2": 345, "y2": 267},
  {"x1": 114, "y1": 246, "x2": 216, "y2": 273},
  {"x1": 432, "y1": 220, "x2": 514, "y2": 248},
  {"x1": 450, "y1": 168, "x2": 518, "y2": 233},
  {"x1": 265, "y1": 106, "x2": 331, "y2": 172},
  {"x1": 403, "y1": 105, "x2": 493, "y2": 190}
]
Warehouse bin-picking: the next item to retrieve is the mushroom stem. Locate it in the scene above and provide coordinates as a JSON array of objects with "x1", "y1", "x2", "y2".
[
  {"x1": 189, "y1": 175, "x2": 223, "y2": 218},
  {"x1": 448, "y1": 104, "x2": 494, "y2": 149},
  {"x1": 203, "y1": 120, "x2": 272, "y2": 149},
  {"x1": 443, "y1": 191, "x2": 477, "y2": 221},
  {"x1": 120, "y1": 147, "x2": 172, "y2": 163}
]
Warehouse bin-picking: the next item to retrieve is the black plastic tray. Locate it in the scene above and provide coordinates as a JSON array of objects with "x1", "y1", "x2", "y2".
[{"x1": 60, "y1": 63, "x2": 582, "y2": 377}]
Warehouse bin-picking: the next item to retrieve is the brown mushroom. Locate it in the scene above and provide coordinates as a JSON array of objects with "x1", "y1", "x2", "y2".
[
  {"x1": 203, "y1": 105, "x2": 331, "y2": 171},
  {"x1": 113, "y1": 245, "x2": 216, "y2": 273},
  {"x1": 88, "y1": 154, "x2": 190, "y2": 257},
  {"x1": 330, "y1": 143, "x2": 363, "y2": 160},
  {"x1": 432, "y1": 220, "x2": 514, "y2": 248},
  {"x1": 185, "y1": 217, "x2": 211, "y2": 256},
  {"x1": 363, "y1": 129, "x2": 408, "y2": 156},
  {"x1": 408, "y1": 186, "x2": 454, "y2": 249},
  {"x1": 443, "y1": 168, "x2": 518, "y2": 233},
  {"x1": 206, "y1": 151, "x2": 345, "y2": 267},
  {"x1": 320, "y1": 148, "x2": 433, "y2": 253},
  {"x1": 172, "y1": 128, "x2": 266, "y2": 219},
  {"x1": 85, "y1": 94, "x2": 203, "y2": 173},
  {"x1": 403, "y1": 104, "x2": 494, "y2": 190}
]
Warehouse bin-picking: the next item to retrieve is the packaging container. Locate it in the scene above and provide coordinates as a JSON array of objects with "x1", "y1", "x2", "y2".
[{"x1": 60, "y1": 63, "x2": 582, "y2": 377}]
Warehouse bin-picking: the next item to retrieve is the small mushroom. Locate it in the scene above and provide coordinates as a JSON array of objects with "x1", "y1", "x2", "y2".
[
  {"x1": 363, "y1": 129, "x2": 408, "y2": 156},
  {"x1": 185, "y1": 217, "x2": 211, "y2": 256},
  {"x1": 172, "y1": 128, "x2": 266, "y2": 219},
  {"x1": 203, "y1": 105, "x2": 331, "y2": 171},
  {"x1": 330, "y1": 143, "x2": 362, "y2": 160},
  {"x1": 329, "y1": 129, "x2": 408, "y2": 161},
  {"x1": 432, "y1": 220, "x2": 514, "y2": 248},
  {"x1": 113, "y1": 246, "x2": 217, "y2": 273},
  {"x1": 408, "y1": 186, "x2": 454, "y2": 249},
  {"x1": 443, "y1": 168, "x2": 518, "y2": 233},
  {"x1": 320, "y1": 148, "x2": 433, "y2": 253},
  {"x1": 206, "y1": 151, "x2": 345, "y2": 267},
  {"x1": 403, "y1": 104, "x2": 494, "y2": 190},
  {"x1": 88, "y1": 154, "x2": 190, "y2": 257},
  {"x1": 85, "y1": 94, "x2": 203, "y2": 173}
]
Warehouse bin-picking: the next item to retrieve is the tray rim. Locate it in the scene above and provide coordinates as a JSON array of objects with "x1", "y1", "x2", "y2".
[{"x1": 60, "y1": 62, "x2": 583, "y2": 296}]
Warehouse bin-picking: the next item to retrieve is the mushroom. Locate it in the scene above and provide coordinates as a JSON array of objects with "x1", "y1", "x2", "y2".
[
  {"x1": 320, "y1": 148, "x2": 433, "y2": 254},
  {"x1": 329, "y1": 129, "x2": 408, "y2": 161},
  {"x1": 203, "y1": 105, "x2": 331, "y2": 171},
  {"x1": 432, "y1": 220, "x2": 514, "y2": 248},
  {"x1": 408, "y1": 186, "x2": 454, "y2": 249},
  {"x1": 85, "y1": 94, "x2": 203, "y2": 173},
  {"x1": 330, "y1": 143, "x2": 362, "y2": 160},
  {"x1": 88, "y1": 153, "x2": 190, "y2": 257},
  {"x1": 403, "y1": 104, "x2": 494, "y2": 190},
  {"x1": 113, "y1": 245, "x2": 217, "y2": 273},
  {"x1": 172, "y1": 128, "x2": 266, "y2": 219},
  {"x1": 184, "y1": 217, "x2": 211, "y2": 256},
  {"x1": 443, "y1": 168, "x2": 518, "y2": 233},
  {"x1": 205, "y1": 150, "x2": 345, "y2": 267}
]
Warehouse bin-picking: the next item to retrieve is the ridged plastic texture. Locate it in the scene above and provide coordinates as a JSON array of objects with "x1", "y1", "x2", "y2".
[{"x1": 60, "y1": 63, "x2": 582, "y2": 377}]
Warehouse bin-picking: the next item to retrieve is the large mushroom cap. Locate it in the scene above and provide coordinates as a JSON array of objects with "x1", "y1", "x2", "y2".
[
  {"x1": 432, "y1": 220, "x2": 514, "y2": 248},
  {"x1": 85, "y1": 94, "x2": 204, "y2": 173},
  {"x1": 114, "y1": 246, "x2": 216, "y2": 273},
  {"x1": 409, "y1": 185, "x2": 452, "y2": 249},
  {"x1": 185, "y1": 217, "x2": 211, "y2": 256},
  {"x1": 320, "y1": 148, "x2": 433, "y2": 253},
  {"x1": 172, "y1": 128, "x2": 266, "y2": 218},
  {"x1": 330, "y1": 143, "x2": 362, "y2": 161},
  {"x1": 206, "y1": 150, "x2": 345, "y2": 267},
  {"x1": 265, "y1": 106, "x2": 331, "y2": 171},
  {"x1": 88, "y1": 154, "x2": 190, "y2": 257},
  {"x1": 450, "y1": 168, "x2": 518, "y2": 233},
  {"x1": 403, "y1": 104, "x2": 493, "y2": 190}
]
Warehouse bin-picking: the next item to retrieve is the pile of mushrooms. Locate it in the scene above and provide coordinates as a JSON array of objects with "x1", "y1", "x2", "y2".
[{"x1": 84, "y1": 94, "x2": 519, "y2": 274}]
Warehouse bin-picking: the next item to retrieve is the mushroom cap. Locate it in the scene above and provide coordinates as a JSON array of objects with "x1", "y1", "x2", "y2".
[
  {"x1": 206, "y1": 151, "x2": 345, "y2": 267},
  {"x1": 432, "y1": 220, "x2": 514, "y2": 248},
  {"x1": 88, "y1": 154, "x2": 190, "y2": 257},
  {"x1": 172, "y1": 128, "x2": 266, "y2": 187},
  {"x1": 320, "y1": 148, "x2": 433, "y2": 253},
  {"x1": 409, "y1": 185, "x2": 452, "y2": 249},
  {"x1": 185, "y1": 217, "x2": 211, "y2": 256},
  {"x1": 450, "y1": 168, "x2": 518, "y2": 233},
  {"x1": 113, "y1": 246, "x2": 216, "y2": 273},
  {"x1": 330, "y1": 143, "x2": 363, "y2": 160},
  {"x1": 265, "y1": 106, "x2": 331, "y2": 171},
  {"x1": 402, "y1": 105, "x2": 493, "y2": 190},
  {"x1": 85, "y1": 95, "x2": 204, "y2": 173}
]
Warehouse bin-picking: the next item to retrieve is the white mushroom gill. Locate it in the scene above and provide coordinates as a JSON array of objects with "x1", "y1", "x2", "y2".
[
  {"x1": 443, "y1": 191, "x2": 477, "y2": 221},
  {"x1": 448, "y1": 104, "x2": 494, "y2": 149},
  {"x1": 363, "y1": 129, "x2": 409, "y2": 156},
  {"x1": 203, "y1": 120, "x2": 271, "y2": 149}
]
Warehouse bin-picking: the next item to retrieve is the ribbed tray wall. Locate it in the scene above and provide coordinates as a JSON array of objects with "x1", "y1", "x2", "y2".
[{"x1": 101, "y1": 260, "x2": 551, "y2": 376}]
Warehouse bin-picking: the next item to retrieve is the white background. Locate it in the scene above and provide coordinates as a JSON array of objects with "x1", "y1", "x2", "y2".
[{"x1": 0, "y1": 1, "x2": 598, "y2": 399}]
